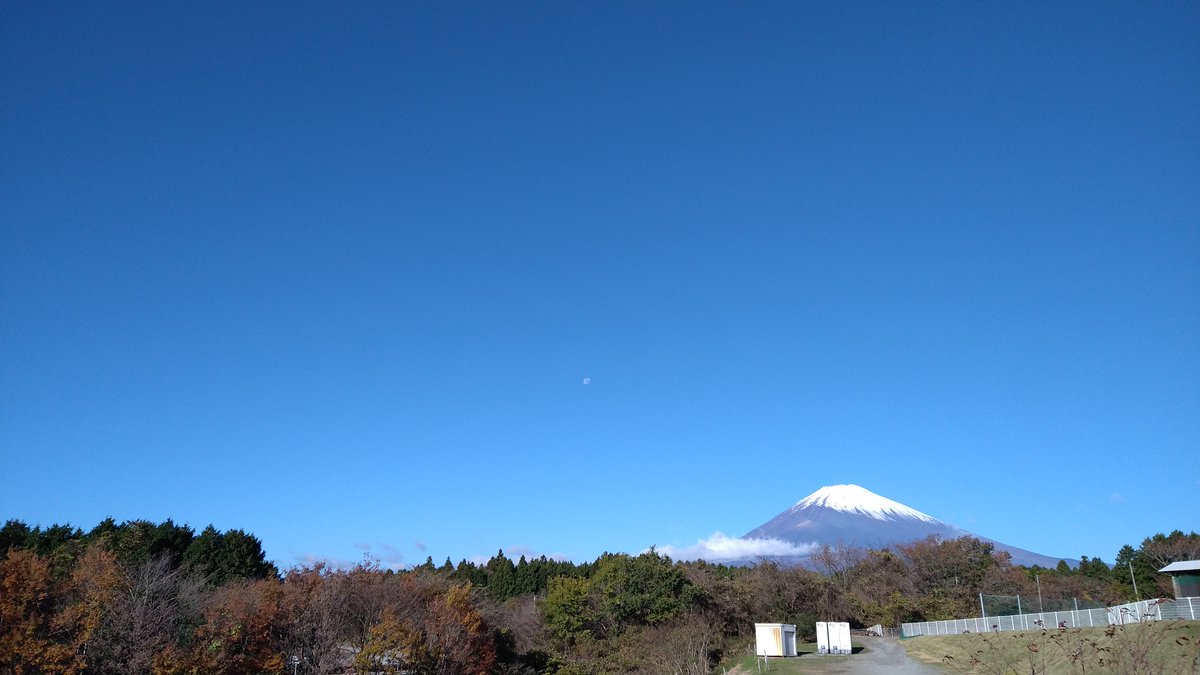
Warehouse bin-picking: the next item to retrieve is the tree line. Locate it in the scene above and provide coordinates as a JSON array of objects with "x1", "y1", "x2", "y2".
[{"x1": 1, "y1": 517, "x2": 1196, "y2": 674}]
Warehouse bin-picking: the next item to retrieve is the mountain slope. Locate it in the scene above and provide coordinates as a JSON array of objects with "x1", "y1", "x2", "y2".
[{"x1": 742, "y1": 484, "x2": 1072, "y2": 568}]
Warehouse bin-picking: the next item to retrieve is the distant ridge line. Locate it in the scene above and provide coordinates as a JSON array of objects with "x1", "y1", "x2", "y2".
[{"x1": 741, "y1": 484, "x2": 1075, "y2": 569}]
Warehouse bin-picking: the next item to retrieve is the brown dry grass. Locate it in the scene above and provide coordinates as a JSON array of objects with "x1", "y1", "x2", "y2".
[{"x1": 902, "y1": 620, "x2": 1200, "y2": 674}]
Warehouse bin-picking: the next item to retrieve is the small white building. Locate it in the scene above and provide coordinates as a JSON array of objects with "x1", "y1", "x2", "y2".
[
  {"x1": 816, "y1": 621, "x2": 852, "y2": 655},
  {"x1": 754, "y1": 623, "x2": 797, "y2": 657}
]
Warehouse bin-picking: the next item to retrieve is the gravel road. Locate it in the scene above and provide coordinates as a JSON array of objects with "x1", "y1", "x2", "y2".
[
  {"x1": 836, "y1": 636, "x2": 944, "y2": 674},
  {"x1": 729, "y1": 636, "x2": 945, "y2": 674},
  {"x1": 737, "y1": 636, "x2": 944, "y2": 674}
]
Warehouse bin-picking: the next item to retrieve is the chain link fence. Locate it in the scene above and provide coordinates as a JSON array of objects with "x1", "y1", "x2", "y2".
[{"x1": 901, "y1": 597, "x2": 1200, "y2": 637}]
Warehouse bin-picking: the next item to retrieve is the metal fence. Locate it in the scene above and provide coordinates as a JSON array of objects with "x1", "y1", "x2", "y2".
[
  {"x1": 901, "y1": 597, "x2": 1200, "y2": 637},
  {"x1": 1160, "y1": 597, "x2": 1200, "y2": 620}
]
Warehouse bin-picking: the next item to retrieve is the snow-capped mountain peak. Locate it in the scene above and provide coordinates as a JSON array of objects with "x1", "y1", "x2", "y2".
[
  {"x1": 792, "y1": 484, "x2": 940, "y2": 524},
  {"x1": 738, "y1": 484, "x2": 1072, "y2": 569}
]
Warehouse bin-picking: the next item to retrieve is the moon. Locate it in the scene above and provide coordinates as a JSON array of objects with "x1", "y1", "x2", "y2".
[{"x1": 582, "y1": 377, "x2": 591, "y2": 385}]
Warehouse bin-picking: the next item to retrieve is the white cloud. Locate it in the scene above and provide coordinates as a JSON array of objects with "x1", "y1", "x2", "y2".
[
  {"x1": 377, "y1": 544, "x2": 405, "y2": 565},
  {"x1": 502, "y1": 545, "x2": 538, "y2": 560},
  {"x1": 348, "y1": 543, "x2": 405, "y2": 571},
  {"x1": 292, "y1": 552, "x2": 360, "y2": 571},
  {"x1": 463, "y1": 545, "x2": 573, "y2": 566},
  {"x1": 504, "y1": 545, "x2": 568, "y2": 561},
  {"x1": 301, "y1": 543, "x2": 407, "y2": 572},
  {"x1": 653, "y1": 532, "x2": 818, "y2": 563}
]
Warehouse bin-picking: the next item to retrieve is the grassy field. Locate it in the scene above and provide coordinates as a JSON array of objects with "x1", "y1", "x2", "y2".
[
  {"x1": 721, "y1": 641, "x2": 864, "y2": 674},
  {"x1": 901, "y1": 620, "x2": 1200, "y2": 674}
]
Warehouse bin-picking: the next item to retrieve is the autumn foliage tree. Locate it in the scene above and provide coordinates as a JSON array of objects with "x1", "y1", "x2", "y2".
[
  {"x1": 155, "y1": 578, "x2": 286, "y2": 675},
  {"x1": 275, "y1": 564, "x2": 351, "y2": 674},
  {"x1": 0, "y1": 549, "x2": 80, "y2": 674},
  {"x1": 3, "y1": 516, "x2": 1196, "y2": 675}
]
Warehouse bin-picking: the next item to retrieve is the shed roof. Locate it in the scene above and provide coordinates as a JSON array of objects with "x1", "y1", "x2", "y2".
[{"x1": 1158, "y1": 560, "x2": 1200, "y2": 574}]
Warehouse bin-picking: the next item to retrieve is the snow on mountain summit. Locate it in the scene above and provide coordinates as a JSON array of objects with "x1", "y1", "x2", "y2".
[
  {"x1": 738, "y1": 484, "x2": 1072, "y2": 568},
  {"x1": 793, "y1": 484, "x2": 940, "y2": 524}
]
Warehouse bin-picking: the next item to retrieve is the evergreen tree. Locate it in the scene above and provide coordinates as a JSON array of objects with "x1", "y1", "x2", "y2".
[
  {"x1": 182, "y1": 525, "x2": 276, "y2": 584},
  {"x1": 30, "y1": 523, "x2": 83, "y2": 556},
  {"x1": 183, "y1": 525, "x2": 223, "y2": 579},
  {"x1": 0, "y1": 520, "x2": 32, "y2": 559},
  {"x1": 215, "y1": 528, "x2": 276, "y2": 582},
  {"x1": 149, "y1": 519, "x2": 194, "y2": 564},
  {"x1": 513, "y1": 554, "x2": 541, "y2": 596},
  {"x1": 486, "y1": 549, "x2": 517, "y2": 600},
  {"x1": 86, "y1": 517, "x2": 119, "y2": 545}
]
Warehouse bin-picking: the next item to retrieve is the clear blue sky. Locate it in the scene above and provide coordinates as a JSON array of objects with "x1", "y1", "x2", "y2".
[{"x1": 2, "y1": 2, "x2": 1197, "y2": 570}]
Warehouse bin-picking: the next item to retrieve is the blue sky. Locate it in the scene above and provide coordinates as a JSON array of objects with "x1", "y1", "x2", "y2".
[{"x1": 2, "y1": 2, "x2": 1197, "y2": 570}]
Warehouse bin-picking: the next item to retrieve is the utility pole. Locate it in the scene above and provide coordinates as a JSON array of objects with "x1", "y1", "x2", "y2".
[
  {"x1": 1129, "y1": 561, "x2": 1140, "y2": 601},
  {"x1": 1036, "y1": 574, "x2": 1044, "y2": 614}
]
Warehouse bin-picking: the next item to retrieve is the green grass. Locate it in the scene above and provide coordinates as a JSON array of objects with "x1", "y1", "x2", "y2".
[{"x1": 901, "y1": 620, "x2": 1200, "y2": 674}]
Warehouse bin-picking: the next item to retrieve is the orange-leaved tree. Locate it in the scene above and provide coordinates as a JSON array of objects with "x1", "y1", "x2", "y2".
[
  {"x1": 424, "y1": 582, "x2": 495, "y2": 675},
  {"x1": 154, "y1": 578, "x2": 284, "y2": 675},
  {"x1": 0, "y1": 549, "x2": 80, "y2": 674}
]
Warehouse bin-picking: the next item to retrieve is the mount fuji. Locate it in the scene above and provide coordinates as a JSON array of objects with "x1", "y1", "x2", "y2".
[{"x1": 740, "y1": 484, "x2": 1072, "y2": 568}]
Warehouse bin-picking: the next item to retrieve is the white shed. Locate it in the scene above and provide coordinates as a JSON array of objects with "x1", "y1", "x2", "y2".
[
  {"x1": 754, "y1": 623, "x2": 797, "y2": 657},
  {"x1": 816, "y1": 621, "x2": 852, "y2": 655}
]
